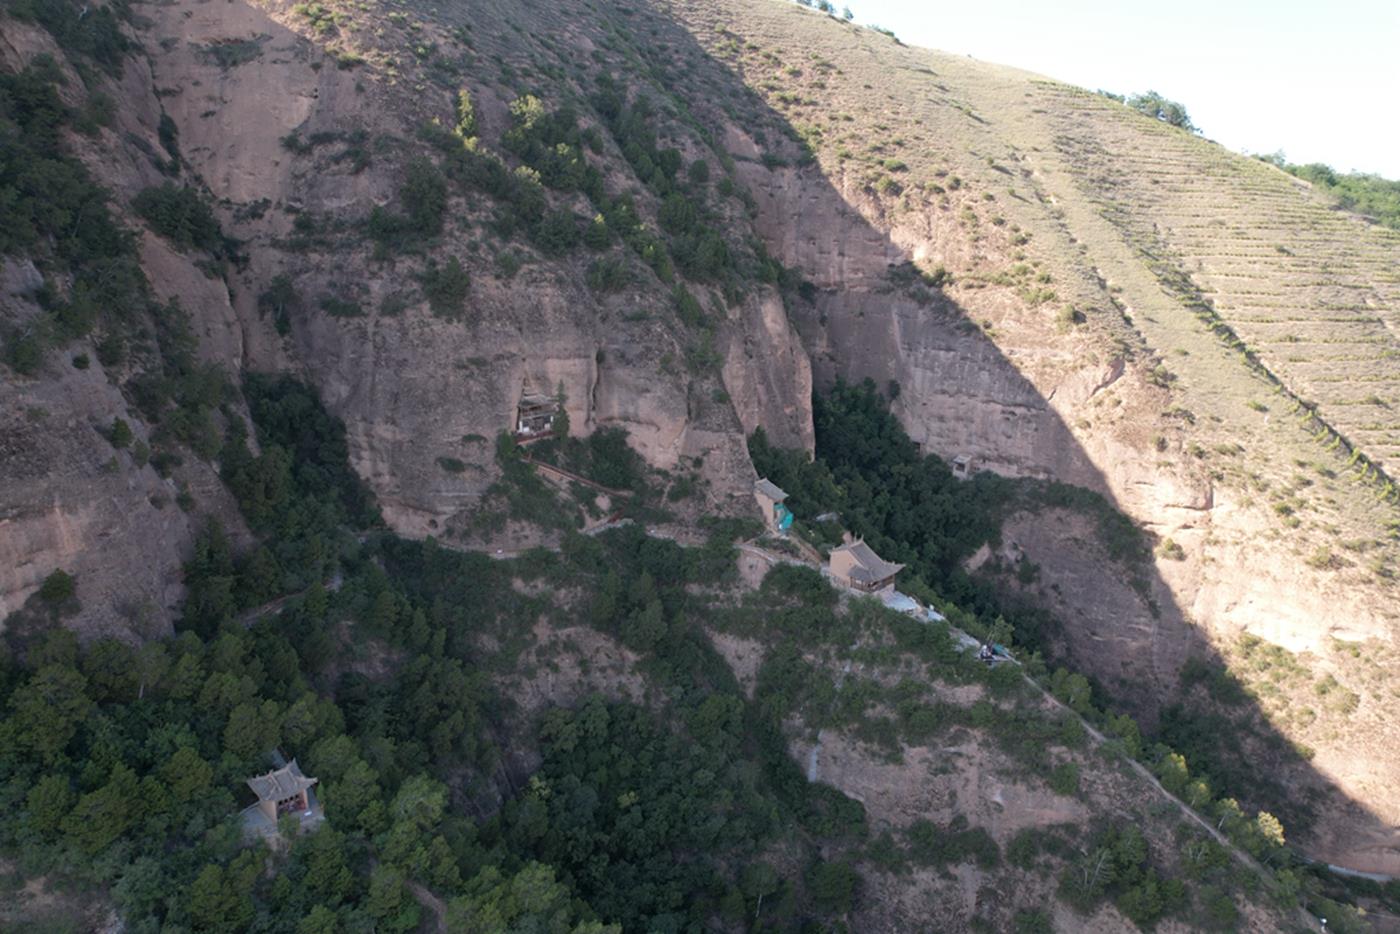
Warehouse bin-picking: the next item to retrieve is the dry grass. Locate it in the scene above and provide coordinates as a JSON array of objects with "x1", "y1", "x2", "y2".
[
  {"x1": 246, "y1": 0, "x2": 1400, "y2": 865},
  {"x1": 648, "y1": 0, "x2": 1400, "y2": 573},
  {"x1": 639, "y1": 0, "x2": 1400, "y2": 858}
]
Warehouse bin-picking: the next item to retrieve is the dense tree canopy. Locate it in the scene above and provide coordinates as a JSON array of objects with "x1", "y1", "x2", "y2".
[{"x1": 0, "y1": 377, "x2": 878, "y2": 932}]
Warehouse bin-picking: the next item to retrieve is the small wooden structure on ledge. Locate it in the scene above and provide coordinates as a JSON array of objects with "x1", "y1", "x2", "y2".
[
  {"x1": 828, "y1": 535, "x2": 904, "y2": 594},
  {"x1": 753, "y1": 477, "x2": 794, "y2": 533},
  {"x1": 516, "y1": 390, "x2": 560, "y2": 439},
  {"x1": 247, "y1": 759, "x2": 318, "y2": 821}
]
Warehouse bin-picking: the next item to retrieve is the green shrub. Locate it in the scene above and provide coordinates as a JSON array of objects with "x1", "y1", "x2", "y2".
[
  {"x1": 5, "y1": 328, "x2": 46, "y2": 375},
  {"x1": 672, "y1": 285, "x2": 705, "y2": 328},
  {"x1": 658, "y1": 193, "x2": 699, "y2": 235},
  {"x1": 806, "y1": 860, "x2": 857, "y2": 914},
  {"x1": 1013, "y1": 909, "x2": 1053, "y2": 934},
  {"x1": 1056, "y1": 304, "x2": 1085, "y2": 329},
  {"x1": 419, "y1": 257, "x2": 471, "y2": 318},
  {"x1": 1157, "y1": 537, "x2": 1185, "y2": 560},
  {"x1": 401, "y1": 158, "x2": 447, "y2": 236},
  {"x1": 318, "y1": 295, "x2": 363, "y2": 318},
  {"x1": 157, "y1": 113, "x2": 180, "y2": 165},
  {"x1": 258, "y1": 275, "x2": 299, "y2": 335},
  {"x1": 280, "y1": 132, "x2": 314, "y2": 155},
  {"x1": 583, "y1": 213, "x2": 611, "y2": 250},
  {"x1": 1255, "y1": 150, "x2": 1400, "y2": 228},
  {"x1": 9, "y1": 0, "x2": 130, "y2": 73},
  {"x1": 454, "y1": 88, "x2": 477, "y2": 139},
  {"x1": 585, "y1": 428, "x2": 645, "y2": 490},
  {"x1": 586, "y1": 257, "x2": 628, "y2": 292},
  {"x1": 1125, "y1": 90, "x2": 1197, "y2": 132},
  {"x1": 132, "y1": 184, "x2": 224, "y2": 254},
  {"x1": 367, "y1": 206, "x2": 409, "y2": 253},
  {"x1": 906, "y1": 818, "x2": 1000, "y2": 869},
  {"x1": 195, "y1": 38, "x2": 264, "y2": 70},
  {"x1": 379, "y1": 291, "x2": 411, "y2": 316},
  {"x1": 109, "y1": 417, "x2": 133, "y2": 449},
  {"x1": 38, "y1": 568, "x2": 76, "y2": 604},
  {"x1": 292, "y1": 1, "x2": 342, "y2": 34},
  {"x1": 530, "y1": 209, "x2": 581, "y2": 255},
  {"x1": 1007, "y1": 829, "x2": 1043, "y2": 869},
  {"x1": 1201, "y1": 886, "x2": 1238, "y2": 926},
  {"x1": 1048, "y1": 761, "x2": 1079, "y2": 796},
  {"x1": 495, "y1": 251, "x2": 523, "y2": 279},
  {"x1": 1305, "y1": 546, "x2": 1335, "y2": 570}
]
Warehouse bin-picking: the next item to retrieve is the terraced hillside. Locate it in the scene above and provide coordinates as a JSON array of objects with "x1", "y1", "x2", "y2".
[
  {"x1": 1040, "y1": 83, "x2": 1400, "y2": 472},
  {"x1": 2, "y1": 0, "x2": 1398, "y2": 911},
  {"x1": 650, "y1": 0, "x2": 1400, "y2": 875}
]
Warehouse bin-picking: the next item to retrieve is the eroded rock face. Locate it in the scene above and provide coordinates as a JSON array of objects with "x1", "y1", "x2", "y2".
[
  {"x1": 715, "y1": 112, "x2": 1399, "y2": 871},
  {"x1": 721, "y1": 292, "x2": 814, "y2": 452},
  {"x1": 134, "y1": 0, "x2": 817, "y2": 541},
  {"x1": 2, "y1": 0, "x2": 818, "y2": 635},
  {"x1": 0, "y1": 22, "x2": 250, "y2": 639},
  {"x1": 0, "y1": 348, "x2": 244, "y2": 637},
  {"x1": 736, "y1": 160, "x2": 1101, "y2": 484},
  {"x1": 993, "y1": 510, "x2": 1200, "y2": 706}
]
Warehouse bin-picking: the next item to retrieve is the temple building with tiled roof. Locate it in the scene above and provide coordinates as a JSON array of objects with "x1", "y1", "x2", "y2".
[{"x1": 828, "y1": 537, "x2": 903, "y2": 593}]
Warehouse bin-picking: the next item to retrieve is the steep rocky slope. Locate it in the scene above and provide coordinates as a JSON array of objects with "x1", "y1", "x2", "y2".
[
  {"x1": 644, "y1": 0, "x2": 1400, "y2": 874},
  {"x1": 1, "y1": 0, "x2": 1396, "y2": 882},
  {"x1": 1, "y1": 0, "x2": 812, "y2": 625}
]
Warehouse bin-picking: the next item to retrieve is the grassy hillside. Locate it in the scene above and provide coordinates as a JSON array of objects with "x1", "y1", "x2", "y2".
[
  {"x1": 637, "y1": 0, "x2": 1400, "y2": 877},
  {"x1": 2, "y1": 0, "x2": 1397, "y2": 928},
  {"x1": 1042, "y1": 84, "x2": 1400, "y2": 477},
  {"x1": 653, "y1": 0, "x2": 1400, "y2": 555}
]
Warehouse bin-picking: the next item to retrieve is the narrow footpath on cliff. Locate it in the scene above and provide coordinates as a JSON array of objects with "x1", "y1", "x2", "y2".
[{"x1": 736, "y1": 534, "x2": 1389, "y2": 929}]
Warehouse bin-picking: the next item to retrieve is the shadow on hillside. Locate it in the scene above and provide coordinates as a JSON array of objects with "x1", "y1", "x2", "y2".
[
  {"x1": 159, "y1": 0, "x2": 1395, "y2": 883},
  {"x1": 623, "y1": 0, "x2": 1396, "y2": 880}
]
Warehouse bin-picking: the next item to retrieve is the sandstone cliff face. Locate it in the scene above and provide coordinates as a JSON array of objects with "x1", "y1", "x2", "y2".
[
  {"x1": 3, "y1": 0, "x2": 1396, "y2": 875},
  {"x1": 1, "y1": 0, "x2": 815, "y2": 630},
  {"x1": 0, "y1": 338, "x2": 235, "y2": 634},
  {"x1": 0, "y1": 23, "x2": 249, "y2": 637},
  {"x1": 144, "y1": 0, "x2": 816, "y2": 536},
  {"x1": 657, "y1": 1, "x2": 1399, "y2": 871}
]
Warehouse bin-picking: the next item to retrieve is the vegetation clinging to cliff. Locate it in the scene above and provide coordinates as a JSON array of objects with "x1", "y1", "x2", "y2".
[
  {"x1": 0, "y1": 59, "x2": 145, "y2": 372},
  {"x1": 0, "y1": 378, "x2": 877, "y2": 932},
  {"x1": 750, "y1": 379, "x2": 1148, "y2": 644},
  {"x1": 745, "y1": 381, "x2": 1386, "y2": 926}
]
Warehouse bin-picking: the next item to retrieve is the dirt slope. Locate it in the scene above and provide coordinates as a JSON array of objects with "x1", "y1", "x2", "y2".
[
  {"x1": 1, "y1": 0, "x2": 1396, "y2": 878},
  {"x1": 648, "y1": 0, "x2": 1400, "y2": 873}
]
